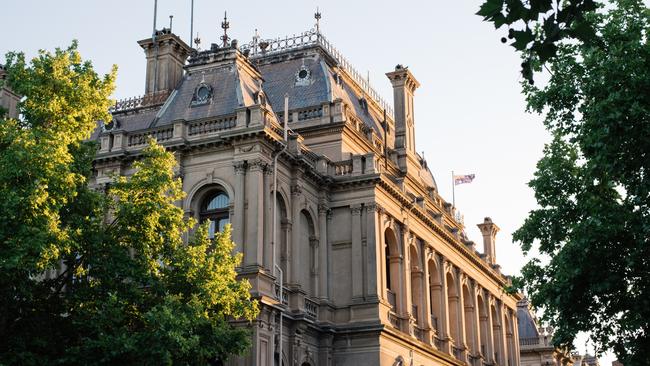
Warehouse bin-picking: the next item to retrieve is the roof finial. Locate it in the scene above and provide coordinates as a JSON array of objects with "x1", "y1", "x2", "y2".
[
  {"x1": 252, "y1": 28, "x2": 259, "y2": 54},
  {"x1": 220, "y1": 11, "x2": 230, "y2": 47},
  {"x1": 314, "y1": 7, "x2": 322, "y2": 35},
  {"x1": 169, "y1": 15, "x2": 173, "y2": 32},
  {"x1": 194, "y1": 32, "x2": 201, "y2": 50}
]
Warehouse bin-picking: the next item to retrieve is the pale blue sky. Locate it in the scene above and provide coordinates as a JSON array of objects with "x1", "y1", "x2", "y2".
[{"x1": 1, "y1": 0, "x2": 611, "y2": 362}]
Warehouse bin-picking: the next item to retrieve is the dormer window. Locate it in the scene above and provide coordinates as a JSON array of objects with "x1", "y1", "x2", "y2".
[
  {"x1": 295, "y1": 64, "x2": 311, "y2": 86},
  {"x1": 191, "y1": 82, "x2": 213, "y2": 106}
]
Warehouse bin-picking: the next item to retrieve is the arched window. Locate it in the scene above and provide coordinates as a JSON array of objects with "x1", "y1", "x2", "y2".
[
  {"x1": 384, "y1": 228, "x2": 400, "y2": 311},
  {"x1": 200, "y1": 191, "x2": 230, "y2": 239}
]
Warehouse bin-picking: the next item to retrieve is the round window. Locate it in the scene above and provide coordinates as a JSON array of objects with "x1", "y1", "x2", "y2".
[
  {"x1": 298, "y1": 69, "x2": 309, "y2": 79},
  {"x1": 197, "y1": 85, "x2": 210, "y2": 100}
]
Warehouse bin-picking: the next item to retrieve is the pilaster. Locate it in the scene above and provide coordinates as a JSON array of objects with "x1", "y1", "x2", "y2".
[{"x1": 350, "y1": 204, "x2": 363, "y2": 301}]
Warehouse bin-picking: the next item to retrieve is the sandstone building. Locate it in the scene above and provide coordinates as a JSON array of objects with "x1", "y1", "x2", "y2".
[
  {"x1": 91, "y1": 20, "x2": 522, "y2": 366},
  {"x1": 517, "y1": 298, "x2": 573, "y2": 366},
  {"x1": 0, "y1": 65, "x2": 20, "y2": 120}
]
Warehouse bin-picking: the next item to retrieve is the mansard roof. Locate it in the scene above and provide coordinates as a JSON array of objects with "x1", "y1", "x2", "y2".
[
  {"x1": 517, "y1": 298, "x2": 541, "y2": 340},
  {"x1": 104, "y1": 30, "x2": 392, "y2": 139}
]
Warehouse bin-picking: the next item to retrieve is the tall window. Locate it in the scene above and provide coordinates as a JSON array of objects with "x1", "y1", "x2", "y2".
[{"x1": 200, "y1": 191, "x2": 230, "y2": 239}]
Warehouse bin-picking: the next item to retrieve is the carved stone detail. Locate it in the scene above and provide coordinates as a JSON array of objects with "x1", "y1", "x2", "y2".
[{"x1": 233, "y1": 161, "x2": 247, "y2": 174}]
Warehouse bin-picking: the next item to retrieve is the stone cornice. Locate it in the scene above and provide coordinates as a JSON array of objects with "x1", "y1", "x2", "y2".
[{"x1": 376, "y1": 175, "x2": 517, "y2": 294}]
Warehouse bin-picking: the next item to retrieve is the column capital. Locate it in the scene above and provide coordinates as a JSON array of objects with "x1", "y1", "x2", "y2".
[
  {"x1": 248, "y1": 158, "x2": 269, "y2": 172},
  {"x1": 233, "y1": 161, "x2": 247, "y2": 174},
  {"x1": 365, "y1": 202, "x2": 384, "y2": 214},
  {"x1": 318, "y1": 203, "x2": 330, "y2": 216},
  {"x1": 350, "y1": 204, "x2": 362, "y2": 216},
  {"x1": 291, "y1": 184, "x2": 302, "y2": 196}
]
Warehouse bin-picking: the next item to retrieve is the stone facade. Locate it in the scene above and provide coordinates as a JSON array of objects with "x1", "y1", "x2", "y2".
[
  {"x1": 92, "y1": 25, "x2": 522, "y2": 366},
  {"x1": 0, "y1": 65, "x2": 20, "y2": 120},
  {"x1": 517, "y1": 299, "x2": 573, "y2": 366}
]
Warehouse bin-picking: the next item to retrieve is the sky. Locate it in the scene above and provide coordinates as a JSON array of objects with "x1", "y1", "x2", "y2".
[{"x1": 0, "y1": 0, "x2": 612, "y2": 363}]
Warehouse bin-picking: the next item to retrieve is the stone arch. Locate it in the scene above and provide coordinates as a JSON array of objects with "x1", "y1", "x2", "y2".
[
  {"x1": 477, "y1": 292, "x2": 489, "y2": 358},
  {"x1": 462, "y1": 283, "x2": 475, "y2": 353},
  {"x1": 187, "y1": 182, "x2": 233, "y2": 239},
  {"x1": 274, "y1": 192, "x2": 289, "y2": 283},
  {"x1": 505, "y1": 308, "x2": 515, "y2": 366},
  {"x1": 298, "y1": 209, "x2": 317, "y2": 294},
  {"x1": 427, "y1": 256, "x2": 443, "y2": 337},
  {"x1": 393, "y1": 355, "x2": 406, "y2": 366},
  {"x1": 384, "y1": 227, "x2": 400, "y2": 312},
  {"x1": 409, "y1": 243, "x2": 423, "y2": 325},
  {"x1": 491, "y1": 303, "x2": 502, "y2": 364},
  {"x1": 185, "y1": 177, "x2": 234, "y2": 213}
]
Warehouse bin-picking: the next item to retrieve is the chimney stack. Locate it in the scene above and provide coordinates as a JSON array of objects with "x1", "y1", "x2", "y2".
[
  {"x1": 386, "y1": 65, "x2": 420, "y2": 173},
  {"x1": 477, "y1": 217, "x2": 499, "y2": 265},
  {"x1": 138, "y1": 29, "x2": 192, "y2": 96}
]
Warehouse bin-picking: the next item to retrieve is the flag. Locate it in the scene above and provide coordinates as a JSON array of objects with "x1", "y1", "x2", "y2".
[{"x1": 454, "y1": 174, "x2": 475, "y2": 185}]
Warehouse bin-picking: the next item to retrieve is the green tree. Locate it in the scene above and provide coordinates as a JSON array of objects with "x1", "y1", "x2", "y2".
[
  {"x1": 479, "y1": 0, "x2": 649, "y2": 364},
  {"x1": 0, "y1": 43, "x2": 258, "y2": 365}
]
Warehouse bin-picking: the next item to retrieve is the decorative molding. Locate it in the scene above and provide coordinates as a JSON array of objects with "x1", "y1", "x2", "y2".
[
  {"x1": 318, "y1": 203, "x2": 330, "y2": 216},
  {"x1": 233, "y1": 161, "x2": 247, "y2": 174},
  {"x1": 248, "y1": 159, "x2": 268, "y2": 172},
  {"x1": 350, "y1": 204, "x2": 362, "y2": 216},
  {"x1": 291, "y1": 184, "x2": 303, "y2": 197}
]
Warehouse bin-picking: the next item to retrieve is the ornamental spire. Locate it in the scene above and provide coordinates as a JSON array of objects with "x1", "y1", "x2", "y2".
[
  {"x1": 314, "y1": 7, "x2": 322, "y2": 34},
  {"x1": 220, "y1": 11, "x2": 230, "y2": 47}
]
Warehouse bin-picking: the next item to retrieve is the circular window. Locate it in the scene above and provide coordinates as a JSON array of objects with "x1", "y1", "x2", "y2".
[
  {"x1": 197, "y1": 85, "x2": 210, "y2": 100},
  {"x1": 298, "y1": 69, "x2": 309, "y2": 79}
]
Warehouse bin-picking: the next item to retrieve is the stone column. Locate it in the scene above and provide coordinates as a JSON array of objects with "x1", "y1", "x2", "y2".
[
  {"x1": 449, "y1": 267, "x2": 467, "y2": 362},
  {"x1": 440, "y1": 258, "x2": 452, "y2": 353},
  {"x1": 325, "y1": 210, "x2": 333, "y2": 300},
  {"x1": 379, "y1": 213, "x2": 388, "y2": 302},
  {"x1": 471, "y1": 282, "x2": 483, "y2": 361},
  {"x1": 233, "y1": 161, "x2": 246, "y2": 256},
  {"x1": 351, "y1": 204, "x2": 363, "y2": 301},
  {"x1": 318, "y1": 202, "x2": 329, "y2": 300},
  {"x1": 497, "y1": 301, "x2": 508, "y2": 366},
  {"x1": 263, "y1": 166, "x2": 273, "y2": 271},
  {"x1": 457, "y1": 272, "x2": 469, "y2": 363},
  {"x1": 400, "y1": 224, "x2": 413, "y2": 333},
  {"x1": 289, "y1": 184, "x2": 302, "y2": 285},
  {"x1": 244, "y1": 159, "x2": 266, "y2": 268},
  {"x1": 511, "y1": 309, "x2": 521, "y2": 366},
  {"x1": 365, "y1": 203, "x2": 380, "y2": 301},
  {"x1": 487, "y1": 295, "x2": 498, "y2": 364},
  {"x1": 422, "y1": 247, "x2": 433, "y2": 344}
]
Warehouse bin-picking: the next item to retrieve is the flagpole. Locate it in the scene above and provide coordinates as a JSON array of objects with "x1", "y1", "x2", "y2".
[{"x1": 452, "y1": 170, "x2": 455, "y2": 208}]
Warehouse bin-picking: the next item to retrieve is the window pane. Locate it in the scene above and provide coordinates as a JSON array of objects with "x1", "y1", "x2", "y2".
[
  {"x1": 218, "y1": 218, "x2": 230, "y2": 232},
  {"x1": 206, "y1": 193, "x2": 229, "y2": 210},
  {"x1": 208, "y1": 219, "x2": 216, "y2": 239}
]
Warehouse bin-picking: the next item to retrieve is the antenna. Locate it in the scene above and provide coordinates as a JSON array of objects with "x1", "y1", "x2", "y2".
[
  {"x1": 190, "y1": 0, "x2": 195, "y2": 48},
  {"x1": 152, "y1": 0, "x2": 158, "y2": 39},
  {"x1": 152, "y1": 0, "x2": 159, "y2": 93}
]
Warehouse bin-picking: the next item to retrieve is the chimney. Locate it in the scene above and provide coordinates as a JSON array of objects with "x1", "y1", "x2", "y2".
[
  {"x1": 386, "y1": 65, "x2": 420, "y2": 158},
  {"x1": 138, "y1": 29, "x2": 192, "y2": 96},
  {"x1": 0, "y1": 65, "x2": 20, "y2": 119},
  {"x1": 477, "y1": 217, "x2": 500, "y2": 265}
]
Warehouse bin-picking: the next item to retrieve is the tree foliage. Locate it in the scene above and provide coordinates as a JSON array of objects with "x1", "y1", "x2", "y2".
[
  {"x1": 0, "y1": 43, "x2": 258, "y2": 365},
  {"x1": 477, "y1": 0, "x2": 599, "y2": 82},
  {"x1": 479, "y1": 0, "x2": 649, "y2": 363}
]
